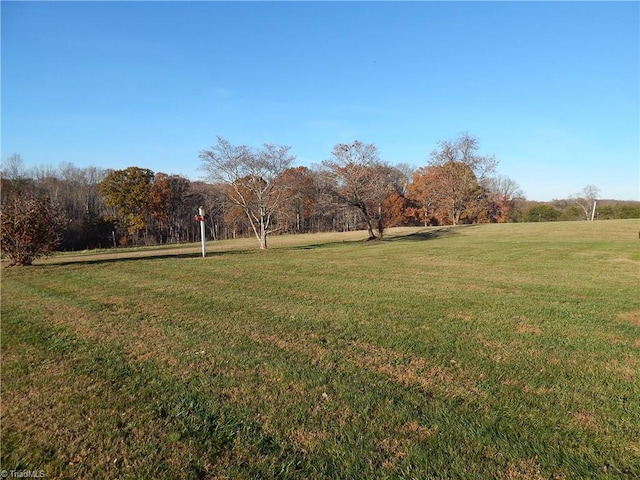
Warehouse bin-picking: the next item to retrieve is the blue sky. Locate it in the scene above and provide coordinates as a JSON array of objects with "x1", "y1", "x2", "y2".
[{"x1": 2, "y1": 1, "x2": 638, "y2": 201}]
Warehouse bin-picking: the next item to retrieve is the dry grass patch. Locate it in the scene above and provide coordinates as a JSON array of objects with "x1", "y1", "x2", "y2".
[
  {"x1": 244, "y1": 327, "x2": 484, "y2": 401},
  {"x1": 247, "y1": 331, "x2": 329, "y2": 366},
  {"x1": 37, "y1": 297, "x2": 182, "y2": 369},
  {"x1": 475, "y1": 334, "x2": 541, "y2": 365},
  {"x1": 2, "y1": 357, "x2": 178, "y2": 477},
  {"x1": 36, "y1": 299, "x2": 122, "y2": 345},
  {"x1": 498, "y1": 457, "x2": 548, "y2": 480},
  {"x1": 500, "y1": 377, "x2": 554, "y2": 396},
  {"x1": 287, "y1": 427, "x2": 329, "y2": 454},
  {"x1": 403, "y1": 421, "x2": 437, "y2": 439},
  {"x1": 346, "y1": 340, "x2": 480, "y2": 398},
  {"x1": 380, "y1": 437, "x2": 409, "y2": 469},
  {"x1": 516, "y1": 323, "x2": 543, "y2": 335},
  {"x1": 448, "y1": 311, "x2": 474, "y2": 321},
  {"x1": 571, "y1": 410, "x2": 599, "y2": 431},
  {"x1": 617, "y1": 310, "x2": 640, "y2": 327},
  {"x1": 604, "y1": 356, "x2": 637, "y2": 382}
]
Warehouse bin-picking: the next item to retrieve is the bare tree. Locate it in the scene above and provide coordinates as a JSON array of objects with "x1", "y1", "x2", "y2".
[
  {"x1": 198, "y1": 136, "x2": 295, "y2": 249},
  {"x1": 391, "y1": 162, "x2": 414, "y2": 196},
  {"x1": 486, "y1": 175, "x2": 523, "y2": 200},
  {"x1": 57, "y1": 162, "x2": 107, "y2": 216},
  {"x1": 485, "y1": 175, "x2": 525, "y2": 222},
  {"x1": 322, "y1": 140, "x2": 394, "y2": 239},
  {"x1": 1, "y1": 153, "x2": 25, "y2": 181},
  {"x1": 308, "y1": 166, "x2": 347, "y2": 233},
  {"x1": 1, "y1": 154, "x2": 30, "y2": 199},
  {"x1": 430, "y1": 132, "x2": 497, "y2": 182},
  {"x1": 571, "y1": 185, "x2": 600, "y2": 221},
  {"x1": 274, "y1": 166, "x2": 318, "y2": 234}
]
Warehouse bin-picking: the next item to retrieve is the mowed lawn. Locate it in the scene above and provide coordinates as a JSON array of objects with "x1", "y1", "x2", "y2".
[{"x1": 2, "y1": 220, "x2": 639, "y2": 479}]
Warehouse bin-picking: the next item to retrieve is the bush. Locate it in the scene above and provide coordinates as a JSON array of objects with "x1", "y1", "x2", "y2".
[
  {"x1": 1, "y1": 193, "x2": 64, "y2": 265},
  {"x1": 523, "y1": 204, "x2": 561, "y2": 222},
  {"x1": 597, "y1": 204, "x2": 640, "y2": 220}
]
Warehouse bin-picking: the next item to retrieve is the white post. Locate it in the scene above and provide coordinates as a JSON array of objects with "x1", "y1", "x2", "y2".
[
  {"x1": 198, "y1": 206, "x2": 206, "y2": 257},
  {"x1": 590, "y1": 200, "x2": 597, "y2": 221}
]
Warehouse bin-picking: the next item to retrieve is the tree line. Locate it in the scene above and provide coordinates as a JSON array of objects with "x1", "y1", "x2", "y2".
[{"x1": 1, "y1": 133, "x2": 637, "y2": 263}]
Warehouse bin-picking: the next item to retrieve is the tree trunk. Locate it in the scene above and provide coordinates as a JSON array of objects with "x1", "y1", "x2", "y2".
[
  {"x1": 356, "y1": 202, "x2": 376, "y2": 240},
  {"x1": 365, "y1": 218, "x2": 376, "y2": 239},
  {"x1": 452, "y1": 206, "x2": 461, "y2": 226},
  {"x1": 259, "y1": 209, "x2": 268, "y2": 249},
  {"x1": 376, "y1": 203, "x2": 384, "y2": 238}
]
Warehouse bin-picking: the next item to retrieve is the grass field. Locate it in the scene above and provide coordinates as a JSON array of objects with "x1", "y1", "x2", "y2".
[{"x1": 1, "y1": 220, "x2": 639, "y2": 479}]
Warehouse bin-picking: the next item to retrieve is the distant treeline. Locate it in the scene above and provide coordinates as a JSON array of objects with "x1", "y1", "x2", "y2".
[
  {"x1": 514, "y1": 199, "x2": 640, "y2": 223},
  {"x1": 2, "y1": 136, "x2": 637, "y2": 252}
]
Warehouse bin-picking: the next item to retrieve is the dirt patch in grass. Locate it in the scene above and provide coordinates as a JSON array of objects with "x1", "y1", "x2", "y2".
[
  {"x1": 611, "y1": 256, "x2": 640, "y2": 266},
  {"x1": 603, "y1": 332, "x2": 634, "y2": 347}
]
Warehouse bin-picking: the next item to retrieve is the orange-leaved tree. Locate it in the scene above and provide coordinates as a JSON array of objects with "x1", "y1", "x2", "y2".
[
  {"x1": 149, "y1": 173, "x2": 192, "y2": 242},
  {"x1": 416, "y1": 133, "x2": 498, "y2": 225}
]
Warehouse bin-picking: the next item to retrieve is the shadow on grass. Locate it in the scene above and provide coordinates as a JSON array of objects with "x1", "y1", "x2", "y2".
[
  {"x1": 388, "y1": 227, "x2": 458, "y2": 242},
  {"x1": 288, "y1": 226, "x2": 474, "y2": 251},
  {"x1": 35, "y1": 226, "x2": 476, "y2": 265},
  {"x1": 388, "y1": 225, "x2": 482, "y2": 242},
  {"x1": 289, "y1": 239, "x2": 365, "y2": 251},
  {"x1": 40, "y1": 249, "x2": 253, "y2": 267}
]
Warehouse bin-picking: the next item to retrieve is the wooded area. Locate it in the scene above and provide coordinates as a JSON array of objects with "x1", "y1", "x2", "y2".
[{"x1": 1, "y1": 134, "x2": 638, "y2": 260}]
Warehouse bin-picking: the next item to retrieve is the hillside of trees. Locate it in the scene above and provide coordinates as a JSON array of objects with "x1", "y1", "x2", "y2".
[{"x1": 2, "y1": 134, "x2": 638, "y2": 254}]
